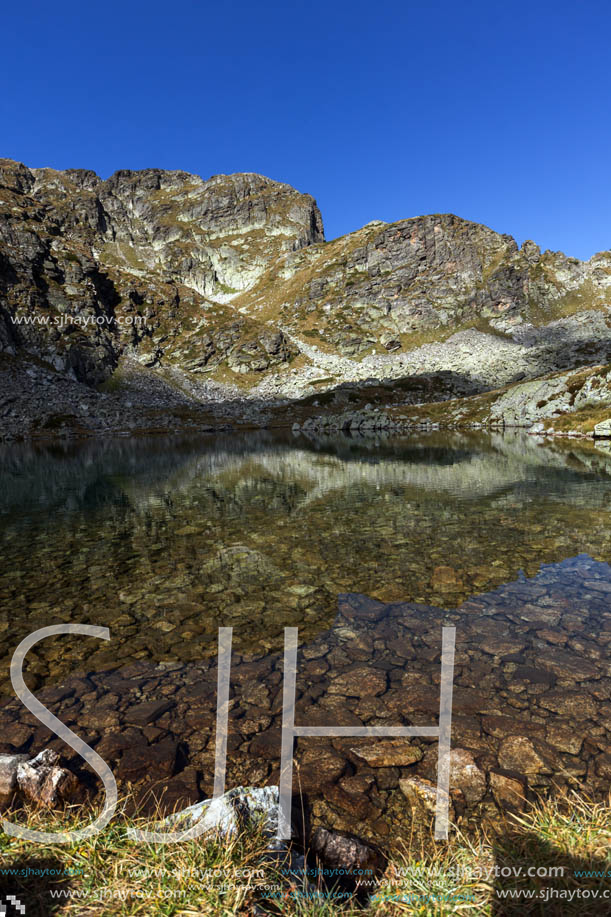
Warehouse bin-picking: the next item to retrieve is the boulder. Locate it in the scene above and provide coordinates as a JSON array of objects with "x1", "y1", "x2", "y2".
[
  {"x1": 449, "y1": 748, "x2": 486, "y2": 804},
  {"x1": 327, "y1": 666, "x2": 387, "y2": 697},
  {"x1": 538, "y1": 690, "x2": 597, "y2": 719},
  {"x1": 399, "y1": 776, "x2": 455, "y2": 825},
  {"x1": 168, "y1": 785, "x2": 279, "y2": 838},
  {"x1": 348, "y1": 740, "x2": 422, "y2": 768},
  {"x1": 310, "y1": 826, "x2": 382, "y2": 878},
  {"x1": 497, "y1": 736, "x2": 555, "y2": 777},
  {"x1": 16, "y1": 749, "x2": 79, "y2": 806},
  {"x1": 0, "y1": 754, "x2": 29, "y2": 796},
  {"x1": 594, "y1": 419, "x2": 611, "y2": 438},
  {"x1": 594, "y1": 754, "x2": 611, "y2": 780},
  {"x1": 430, "y1": 565, "x2": 461, "y2": 589},
  {"x1": 545, "y1": 721, "x2": 584, "y2": 756},
  {"x1": 296, "y1": 747, "x2": 347, "y2": 791},
  {"x1": 489, "y1": 770, "x2": 526, "y2": 812}
]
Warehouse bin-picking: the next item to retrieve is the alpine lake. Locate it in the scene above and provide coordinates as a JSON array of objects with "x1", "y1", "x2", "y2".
[{"x1": 1, "y1": 430, "x2": 610, "y2": 848}]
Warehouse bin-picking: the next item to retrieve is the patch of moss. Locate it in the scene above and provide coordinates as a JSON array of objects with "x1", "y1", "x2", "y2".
[
  {"x1": 98, "y1": 370, "x2": 127, "y2": 393},
  {"x1": 215, "y1": 281, "x2": 239, "y2": 295}
]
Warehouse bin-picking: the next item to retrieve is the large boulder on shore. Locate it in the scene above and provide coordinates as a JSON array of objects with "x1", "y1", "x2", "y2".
[{"x1": 168, "y1": 785, "x2": 279, "y2": 837}]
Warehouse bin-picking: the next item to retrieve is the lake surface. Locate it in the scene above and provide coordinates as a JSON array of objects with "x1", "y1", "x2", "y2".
[{"x1": 1, "y1": 431, "x2": 610, "y2": 843}]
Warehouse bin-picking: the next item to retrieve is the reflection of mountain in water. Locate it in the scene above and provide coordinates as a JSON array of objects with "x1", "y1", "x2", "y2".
[
  {"x1": 1, "y1": 431, "x2": 611, "y2": 523},
  {"x1": 1, "y1": 430, "x2": 611, "y2": 703}
]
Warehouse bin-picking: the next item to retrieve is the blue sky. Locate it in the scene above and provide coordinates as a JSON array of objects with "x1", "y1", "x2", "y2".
[{"x1": 2, "y1": 1, "x2": 610, "y2": 259}]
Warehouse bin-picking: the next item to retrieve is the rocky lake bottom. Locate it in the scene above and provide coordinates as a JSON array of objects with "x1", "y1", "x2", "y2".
[{"x1": 0, "y1": 430, "x2": 610, "y2": 848}]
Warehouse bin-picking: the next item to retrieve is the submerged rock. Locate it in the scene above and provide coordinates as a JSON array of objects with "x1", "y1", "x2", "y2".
[
  {"x1": 348, "y1": 739, "x2": 422, "y2": 768},
  {"x1": 399, "y1": 776, "x2": 455, "y2": 826},
  {"x1": 327, "y1": 666, "x2": 387, "y2": 697},
  {"x1": 497, "y1": 736, "x2": 555, "y2": 777},
  {"x1": 449, "y1": 748, "x2": 487, "y2": 805},
  {"x1": 489, "y1": 770, "x2": 526, "y2": 812}
]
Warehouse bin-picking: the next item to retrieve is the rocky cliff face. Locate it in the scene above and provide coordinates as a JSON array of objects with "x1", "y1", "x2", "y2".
[
  {"x1": 0, "y1": 161, "x2": 322, "y2": 387},
  {"x1": 1, "y1": 158, "x2": 610, "y2": 436}
]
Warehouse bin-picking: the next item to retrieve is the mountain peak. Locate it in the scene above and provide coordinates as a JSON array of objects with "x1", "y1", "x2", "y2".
[{"x1": 1, "y1": 159, "x2": 610, "y2": 427}]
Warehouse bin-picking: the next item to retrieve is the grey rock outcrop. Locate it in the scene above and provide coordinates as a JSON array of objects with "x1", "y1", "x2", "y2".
[
  {"x1": 0, "y1": 161, "x2": 322, "y2": 391},
  {"x1": 0, "y1": 753, "x2": 28, "y2": 796},
  {"x1": 167, "y1": 785, "x2": 279, "y2": 837},
  {"x1": 1, "y1": 157, "x2": 610, "y2": 436}
]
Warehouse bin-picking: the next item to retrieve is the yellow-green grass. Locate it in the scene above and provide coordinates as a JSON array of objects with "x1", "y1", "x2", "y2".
[{"x1": 0, "y1": 791, "x2": 609, "y2": 915}]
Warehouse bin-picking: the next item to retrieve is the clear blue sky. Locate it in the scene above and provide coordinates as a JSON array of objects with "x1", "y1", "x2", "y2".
[{"x1": 3, "y1": 1, "x2": 610, "y2": 259}]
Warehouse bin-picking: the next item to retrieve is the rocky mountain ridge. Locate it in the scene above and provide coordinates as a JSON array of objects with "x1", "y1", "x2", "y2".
[{"x1": 1, "y1": 158, "x2": 610, "y2": 438}]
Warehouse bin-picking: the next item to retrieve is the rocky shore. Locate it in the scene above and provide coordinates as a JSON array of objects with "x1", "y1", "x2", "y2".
[{"x1": 289, "y1": 362, "x2": 611, "y2": 442}]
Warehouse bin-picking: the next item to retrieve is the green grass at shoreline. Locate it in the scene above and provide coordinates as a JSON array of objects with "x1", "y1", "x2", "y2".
[{"x1": 1, "y1": 791, "x2": 610, "y2": 915}]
